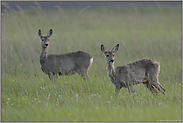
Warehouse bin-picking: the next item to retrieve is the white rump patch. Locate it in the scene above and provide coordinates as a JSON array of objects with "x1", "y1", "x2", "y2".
[
  {"x1": 158, "y1": 64, "x2": 160, "y2": 73},
  {"x1": 90, "y1": 57, "x2": 93, "y2": 64},
  {"x1": 154, "y1": 61, "x2": 160, "y2": 73}
]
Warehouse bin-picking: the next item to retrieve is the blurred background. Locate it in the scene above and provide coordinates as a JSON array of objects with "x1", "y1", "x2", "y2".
[{"x1": 1, "y1": 1, "x2": 181, "y2": 11}]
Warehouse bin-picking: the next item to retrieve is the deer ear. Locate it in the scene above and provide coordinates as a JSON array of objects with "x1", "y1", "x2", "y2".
[
  {"x1": 111, "y1": 44, "x2": 119, "y2": 53},
  {"x1": 47, "y1": 29, "x2": 53, "y2": 37},
  {"x1": 101, "y1": 44, "x2": 107, "y2": 54},
  {"x1": 38, "y1": 29, "x2": 43, "y2": 37}
]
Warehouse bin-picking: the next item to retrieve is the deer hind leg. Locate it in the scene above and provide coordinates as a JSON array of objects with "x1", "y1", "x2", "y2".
[
  {"x1": 77, "y1": 67, "x2": 90, "y2": 80},
  {"x1": 148, "y1": 75, "x2": 166, "y2": 95},
  {"x1": 159, "y1": 83, "x2": 166, "y2": 92},
  {"x1": 77, "y1": 58, "x2": 93, "y2": 79},
  {"x1": 143, "y1": 81, "x2": 158, "y2": 95},
  {"x1": 146, "y1": 67, "x2": 166, "y2": 95}
]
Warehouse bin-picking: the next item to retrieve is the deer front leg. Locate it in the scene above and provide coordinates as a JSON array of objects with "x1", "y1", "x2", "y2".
[
  {"x1": 52, "y1": 73, "x2": 58, "y2": 83},
  {"x1": 48, "y1": 73, "x2": 52, "y2": 80},
  {"x1": 48, "y1": 72, "x2": 57, "y2": 83},
  {"x1": 115, "y1": 86, "x2": 122, "y2": 95}
]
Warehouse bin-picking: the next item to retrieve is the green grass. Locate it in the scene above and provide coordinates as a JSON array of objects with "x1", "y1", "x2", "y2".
[{"x1": 1, "y1": 2, "x2": 182, "y2": 122}]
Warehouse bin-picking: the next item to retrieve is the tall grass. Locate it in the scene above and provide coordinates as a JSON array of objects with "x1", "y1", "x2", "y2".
[{"x1": 1, "y1": 2, "x2": 182, "y2": 122}]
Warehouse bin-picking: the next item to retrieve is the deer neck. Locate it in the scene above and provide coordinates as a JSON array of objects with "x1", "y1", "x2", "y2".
[
  {"x1": 106, "y1": 60, "x2": 116, "y2": 80},
  {"x1": 40, "y1": 48, "x2": 47, "y2": 64}
]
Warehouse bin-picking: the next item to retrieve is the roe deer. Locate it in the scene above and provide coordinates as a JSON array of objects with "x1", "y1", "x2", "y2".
[
  {"x1": 101, "y1": 44, "x2": 166, "y2": 95},
  {"x1": 38, "y1": 29, "x2": 93, "y2": 82}
]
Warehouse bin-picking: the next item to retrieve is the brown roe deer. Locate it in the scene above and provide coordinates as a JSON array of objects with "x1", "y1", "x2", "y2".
[
  {"x1": 38, "y1": 29, "x2": 93, "y2": 82},
  {"x1": 101, "y1": 44, "x2": 166, "y2": 95}
]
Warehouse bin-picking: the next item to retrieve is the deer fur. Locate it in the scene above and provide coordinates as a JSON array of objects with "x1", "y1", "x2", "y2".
[
  {"x1": 38, "y1": 29, "x2": 93, "y2": 82},
  {"x1": 101, "y1": 44, "x2": 166, "y2": 95}
]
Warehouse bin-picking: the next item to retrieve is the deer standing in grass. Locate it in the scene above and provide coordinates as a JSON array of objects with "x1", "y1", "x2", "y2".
[
  {"x1": 38, "y1": 29, "x2": 93, "y2": 82},
  {"x1": 101, "y1": 44, "x2": 166, "y2": 95}
]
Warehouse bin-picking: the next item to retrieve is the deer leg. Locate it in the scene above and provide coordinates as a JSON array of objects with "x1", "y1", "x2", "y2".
[
  {"x1": 127, "y1": 86, "x2": 131, "y2": 94},
  {"x1": 143, "y1": 81, "x2": 158, "y2": 95},
  {"x1": 82, "y1": 70, "x2": 89, "y2": 78},
  {"x1": 156, "y1": 83, "x2": 166, "y2": 95},
  {"x1": 77, "y1": 68, "x2": 91, "y2": 82},
  {"x1": 48, "y1": 73, "x2": 52, "y2": 80},
  {"x1": 115, "y1": 86, "x2": 121, "y2": 95},
  {"x1": 152, "y1": 83, "x2": 166, "y2": 95},
  {"x1": 129, "y1": 85, "x2": 135, "y2": 92},
  {"x1": 52, "y1": 73, "x2": 58, "y2": 83},
  {"x1": 148, "y1": 76, "x2": 166, "y2": 95},
  {"x1": 53, "y1": 74, "x2": 56, "y2": 83},
  {"x1": 77, "y1": 69, "x2": 85, "y2": 78},
  {"x1": 129, "y1": 84, "x2": 138, "y2": 96},
  {"x1": 159, "y1": 84, "x2": 166, "y2": 93}
]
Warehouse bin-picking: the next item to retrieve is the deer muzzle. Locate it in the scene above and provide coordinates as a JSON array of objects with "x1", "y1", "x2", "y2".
[
  {"x1": 45, "y1": 43, "x2": 48, "y2": 47},
  {"x1": 109, "y1": 60, "x2": 114, "y2": 63}
]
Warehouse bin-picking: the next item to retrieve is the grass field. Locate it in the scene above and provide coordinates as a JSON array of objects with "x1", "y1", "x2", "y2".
[{"x1": 1, "y1": 2, "x2": 182, "y2": 122}]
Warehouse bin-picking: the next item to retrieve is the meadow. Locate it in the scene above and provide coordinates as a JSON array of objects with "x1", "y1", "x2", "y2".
[{"x1": 1, "y1": 2, "x2": 182, "y2": 122}]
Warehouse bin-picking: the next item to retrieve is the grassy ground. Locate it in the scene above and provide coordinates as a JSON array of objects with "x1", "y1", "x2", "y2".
[{"x1": 1, "y1": 2, "x2": 182, "y2": 122}]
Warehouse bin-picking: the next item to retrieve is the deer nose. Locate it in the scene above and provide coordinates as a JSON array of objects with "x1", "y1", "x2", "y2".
[
  {"x1": 109, "y1": 60, "x2": 114, "y2": 63},
  {"x1": 45, "y1": 44, "x2": 48, "y2": 47}
]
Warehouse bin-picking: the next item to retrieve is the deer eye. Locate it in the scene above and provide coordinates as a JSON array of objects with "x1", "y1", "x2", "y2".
[
  {"x1": 41, "y1": 39, "x2": 44, "y2": 41},
  {"x1": 106, "y1": 55, "x2": 109, "y2": 57}
]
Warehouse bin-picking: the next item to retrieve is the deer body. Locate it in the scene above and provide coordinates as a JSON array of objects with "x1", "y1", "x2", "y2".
[
  {"x1": 38, "y1": 29, "x2": 93, "y2": 82},
  {"x1": 101, "y1": 44, "x2": 166, "y2": 95}
]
